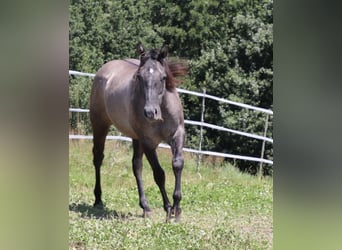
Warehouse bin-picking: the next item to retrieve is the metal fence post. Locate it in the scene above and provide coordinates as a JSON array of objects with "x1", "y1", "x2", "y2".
[
  {"x1": 259, "y1": 113, "x2": 269, "y2": 179},
  {"x1": 196, "y1": 88, "x2": 206, "y2": 172}
]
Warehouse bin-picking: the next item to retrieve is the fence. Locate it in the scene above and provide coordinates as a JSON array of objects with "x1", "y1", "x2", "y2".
[{"x1": 69, "y1": 70, "x2": 273, "y2": 173}]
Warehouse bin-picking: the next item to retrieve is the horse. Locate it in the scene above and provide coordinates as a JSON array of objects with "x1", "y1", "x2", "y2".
[{"x1": 89, "y1": 44, "x2": 188, "y2": 222}]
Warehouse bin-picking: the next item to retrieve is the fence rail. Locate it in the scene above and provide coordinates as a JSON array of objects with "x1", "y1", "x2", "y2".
[
  {"x1": 69, "y1": 135, "x2": 273, "y2": 165},
  {"x1": 69, "y1": 108, "x2": 273, "y2": 144},
  {"x1": 69, "y1": 70, "x2": 273, "y2": 115},
  {"x1": 69, "y1": 70, "x2": 273, "y2": 166}
]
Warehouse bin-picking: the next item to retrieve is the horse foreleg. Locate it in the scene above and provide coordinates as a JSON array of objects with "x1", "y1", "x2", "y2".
[
  {"x1": 170, "y1": 126, "x2": 185, "y2": 222},
  {"x1": 144, "y1": 146, "x2": 172, "y2": 221},
  {"x1": 132, "y1": 140, "x2": 151, "y2": 217}
]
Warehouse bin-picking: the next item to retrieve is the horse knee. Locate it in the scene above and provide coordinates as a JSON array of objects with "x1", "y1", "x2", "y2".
[{"x1": 172, "y1": 157, "x2": 184, "y2": 171}]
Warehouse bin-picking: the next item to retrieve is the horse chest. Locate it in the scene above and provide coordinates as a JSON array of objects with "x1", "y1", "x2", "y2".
[{"x1": 132, "y1": 118, "x2": 176, "y2": 144}]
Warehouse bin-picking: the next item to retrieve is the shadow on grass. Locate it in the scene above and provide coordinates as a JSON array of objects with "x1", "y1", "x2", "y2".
[{"x1": 69, "y1": 203, "x2": 141, "y2": 220}]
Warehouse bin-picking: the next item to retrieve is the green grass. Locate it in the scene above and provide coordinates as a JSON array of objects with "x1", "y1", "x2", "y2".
[{"x1": 69, "y1": 140, "x2": 273, "y2": 249}]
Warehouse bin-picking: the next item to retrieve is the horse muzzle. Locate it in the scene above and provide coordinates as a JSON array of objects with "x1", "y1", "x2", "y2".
[{"x1": 144, "y1": 105, "x2": 163, "y2": 122}]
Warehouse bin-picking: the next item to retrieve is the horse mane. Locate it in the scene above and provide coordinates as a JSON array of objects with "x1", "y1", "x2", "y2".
[
  {"x1": 163, "y1": 60, "x2": 189, "y2": 91},
  {"x1": 137, "y1": 47, "x2": 189, "y2": 91}
]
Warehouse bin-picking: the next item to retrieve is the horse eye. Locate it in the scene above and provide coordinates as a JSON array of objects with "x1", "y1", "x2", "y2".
[{"x1": 137, "y1": 74, "x2": 143, "y2": 81}]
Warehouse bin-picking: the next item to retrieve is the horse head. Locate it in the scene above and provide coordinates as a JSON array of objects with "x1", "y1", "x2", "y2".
[{"x1": 136, "y1": 44, "x2": 168, "y2": 122}]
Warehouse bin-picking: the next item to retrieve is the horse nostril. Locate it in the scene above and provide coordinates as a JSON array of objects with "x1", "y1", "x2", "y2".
[
  {"x1": 144, "y1": 108, "x2": 154, "y2": 119},
  {"x1": 144, "y1": 107, "x2": 159, "y2": 120}
]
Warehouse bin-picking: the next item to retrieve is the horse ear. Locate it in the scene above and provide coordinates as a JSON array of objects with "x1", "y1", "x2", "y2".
[
  {"x1": 159, "y1": 45, "x2": 168, "y2": 59},
  {"x1": 136, "y1": 43, "x2": 145, "y2": 56}
]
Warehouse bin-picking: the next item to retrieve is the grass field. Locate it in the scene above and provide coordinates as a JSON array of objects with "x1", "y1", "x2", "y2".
[{"x1": 69, "y1": 140, "x2": 273, "y2": 249}]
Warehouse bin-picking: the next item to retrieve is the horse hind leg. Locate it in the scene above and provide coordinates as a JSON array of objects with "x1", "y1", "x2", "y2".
[{"x1": 91, "y1": 121, "x2": 110, "y2": 208}]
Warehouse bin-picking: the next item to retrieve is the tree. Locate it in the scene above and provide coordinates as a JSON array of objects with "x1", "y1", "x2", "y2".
[{"x1": 69, "y1": 0, "x2": 273, "y2": 174}]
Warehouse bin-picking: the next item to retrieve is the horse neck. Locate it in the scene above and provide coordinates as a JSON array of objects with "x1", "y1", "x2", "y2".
[{"x1": 161, "y1": 90, "x2": 183, "y2": 118}]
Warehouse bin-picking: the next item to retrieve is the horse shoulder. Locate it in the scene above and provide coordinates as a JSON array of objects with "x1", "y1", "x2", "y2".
[{"x1": 158, "y1": 91, "x2": 184, "y2": 140}]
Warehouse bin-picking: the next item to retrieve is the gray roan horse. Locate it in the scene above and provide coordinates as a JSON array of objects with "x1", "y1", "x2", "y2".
[{"x1": 89, "y1": 44, "x2": 188, "y2": 222}]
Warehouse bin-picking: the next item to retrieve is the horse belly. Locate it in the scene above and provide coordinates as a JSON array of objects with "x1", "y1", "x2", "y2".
[
  {"x1": 104, "y1": 84, "x2": 138, "y2": 139},
  {"x1": 111, "y1": 113, "x2": 137, "y2": 139}
]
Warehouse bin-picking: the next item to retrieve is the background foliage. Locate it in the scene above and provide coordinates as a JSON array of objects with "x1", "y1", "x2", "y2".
[{"x1": 69, "y1": 0, "x2": 273, "y2": 174}]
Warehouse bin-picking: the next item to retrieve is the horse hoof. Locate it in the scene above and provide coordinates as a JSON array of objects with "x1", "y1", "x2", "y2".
[
  {"x1": 143, "y1": 210, "x2": 152, "y2": 218},
  {"x1": 174, "y1": 214, "x2": 181, "y2": 223},
  {"x1": 93, "y1": 202, "x2": 104, "y2": 209},
  {"x1": 165, "y1": 207, "x2": 172, "y2": 223},
  {"x1": 174, "y1": 208, "x2": 182, "y2": 223}
]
